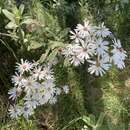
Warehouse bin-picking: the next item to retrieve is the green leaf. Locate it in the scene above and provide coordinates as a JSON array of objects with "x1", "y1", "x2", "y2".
[
  {"x1": 107, "y1": 122, "x2": 125, "y2": 130},
  {"x1": 12, "y1": 6, "x2": 20, "y2": 17},
  {"x1": 48, "y1": 49, "x2": 58, "y2": 61},
  {"x1": 38, "y1": 49, "x2": 50, "y2": 63},
  {"x1": 0, "y1": 7, "x2": 2, "y2": 14},
  {"x1": 59, "y1": 28, "x2": 70, "y2": 39},
  {"x1": 82, "y1": 125, "x2": 90, "y2": 130},
  {"x1": 89, "y1": 114, "x2": 96, "y2": 126},
  {"x1": 96, "y1": 125, "x2": 108, "y2": 130},
  {"x1": 96, "y1": 113, "x2": 105, "y2": 128},
  {"x1": 61, "y1": 117, "x2": 82, "y2": 130},
  {"x1": 64, "y1": 58, "x2": 71, "y2": 67},
  {"x1": 5, "y1": 21, "x2": 18, "y2": 29},
  {"x1": 28, "y1": 40, "x2": 43, "y2": 50},
  {"x1": 2, "y1": 9, "x2": 15, "y2": 22},
  {"x1": 82, "y1": 116, "x2": 93, "y2": 127},
  {"x1": 19, "y1": 4, "x2": 25, "y2": 15},
  {"x1": 22, "y1": 18, "x2": 35, "y2": 25},
  {"x1": 49, "y1": 40, "x2": 65, "y2": 50},
  {"x1": 38, "y1": 48, "x2": 58, "y2": 63}
]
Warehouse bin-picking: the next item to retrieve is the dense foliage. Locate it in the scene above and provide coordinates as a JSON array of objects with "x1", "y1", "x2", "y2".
[{"x1": 0, "y1": 0, "x2": 130, "y2": 130}]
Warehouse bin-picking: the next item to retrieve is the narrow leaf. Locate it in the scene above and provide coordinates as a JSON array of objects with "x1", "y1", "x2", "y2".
[
  {"x1": 38, "y1": 49, "x2": 50, "y2": 63},
  {"x1": 28, "y1": 40, "x2": 43, "y2": 50},
  {"x1": 48, "y1": 49, "x2": 58, "y2": 61},
  {"x1": 82, "y1": 116, "x2": 93, "y2": 127},
  {"x1": 19, "y1": 4, "x2": 25, "y2": 15},
  {"x1": 5, "y1": 22, "x2": 18, "y2": 29},
  {"x1": 96, "y1": 113, "x2": 105, "y2": 128},
  {"x1": 2, "y1": 9, "x2": 15, "y2": 21}
]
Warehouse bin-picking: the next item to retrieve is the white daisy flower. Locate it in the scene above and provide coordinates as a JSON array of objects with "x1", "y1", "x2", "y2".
[
  {"x1": 77, "y1": 40, "x2": 96, "y2": 60},
  {"x1": 64, "y1": 44, "x2": 83, "y2": 66},
  {"x1": 49, "y1": 97, "x2": 57, "y2": 104},
  {"x1": 70, "y1": 55, "x2": 82, "y2": 66},
  {"x1": 96, "y1": 38, "x2": 109, "y2": 56},
  {"x1": 76, "y1": 20, "x2": 92, "y2": 38},
  {"x1": 112, "y1": 54, "x2": 126, "y2": 69},
  {"x1": 16, "y1": 59, "x2": 33, "y2": 74},
  {"x1": 63, "y1": 85, "x2": 69, "y2": 94},
  {"x1": 114, "y1": 59, "x2": 125, "y2": 69},
  {"x1": 63, "y1": 20, "x2": 127, "y2": 76},
  {"x1": 9, "y1": 105, "x2": 22, "y2": 119},
  {"x1": 111, "y1": 39, "x2": 127, "y2": 69},
  {"x1": 9, "y1": 59, "x2": 63, "y2": 119},
  {"x1": 88, "y1": 55, "x2": 111, "y2": 76},
  {"x1": 43, "y1": 66, "x2": 54, "y2": 80},
  {"x1": 112, "y1": 39, "x2": 127, "y2": 60},
  {"x1": 70, "y1": 30, "x2": 83, "y2": 43},
  {"x1": 22, "y1": 106, "x2": 33, "y2": 119},
  {"x1": 24, "y1": 95, "x2": 39, "y2": 109},
  {"x1": 33, "y1": 66, "x2": 43, "y2": 80},
  {"x1": 11, "y1": 72, "x2": 25, "y2": 87},
  {"x1": 40, "y1": 94, "x2": 51, "y2": 104},
  {"x1": 95, "y1": 22, "x2": 111, "y2": 38},
  {"x1": 36, "y1": 94, "x2": 44, "y2": 105},
  {"x1": 55, "y1": 88, "x2": 61, "y2": 95},
  {"x1": 8, "y1": 87, "x2": 22, "y2": 100},
  {"x1": 43, "y1": 80, "x2": 56, "y2": 96},
  {"x1": 62, "y1": 44, "x2": 74, "y2": 57},
  {"x1": 8, "y1": 87, "x2": 17, "y2": 100},
  {"x1": 33, "y1": 65, "x2": 54, "y2": 81},
  {"x1": 72, "y1": 44, "x2": 82, "y2": 53},
  {"x1": 48, "y1": 57, "x2": 58, "y2": 66},
  {"x1": 23, "y1": 77, "x2": 40, "y2": 94}
]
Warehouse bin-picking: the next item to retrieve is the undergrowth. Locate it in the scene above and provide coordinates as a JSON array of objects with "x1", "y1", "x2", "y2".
[{"x1": 0, "y1": 0, "x2": 130, "y2": 130}]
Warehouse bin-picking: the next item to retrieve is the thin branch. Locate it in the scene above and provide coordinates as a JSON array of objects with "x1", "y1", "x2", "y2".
[
  {"x1": 0, "y1": 32, "x2": 19, "y2": 39},
  {"x1": 0, "y1": 39, "x2": 18, "y2": 61}
]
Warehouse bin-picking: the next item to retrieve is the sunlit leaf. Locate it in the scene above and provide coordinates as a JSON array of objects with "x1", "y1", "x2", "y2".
[
  {"x1": 38, "y1": 48, "x2": 50, "y2": 63},
  {"x1": 82, "y1": 116, "x2": 93, "y2": 127},
  {"x1": 2, "y1": 9, "x2": 15, "y2": 22},
  {"x1": 22, "y1": 18, "x2": 36, "y2": 25},
  {"x1": 49, "y1": 40, "x2": 65, "y2": 50},
  {"x1": 19, "y1": 4, "x2": 25, "y2": 15},
  {"x1": 5, "y1": 22, "x2": 18, "y2": 29},
  {"x1": 28, "y1": 40, "x2": 43, "y2": 50},
  {"x1": 48, "y1": 49, "x2": 58, "y2": 61}
]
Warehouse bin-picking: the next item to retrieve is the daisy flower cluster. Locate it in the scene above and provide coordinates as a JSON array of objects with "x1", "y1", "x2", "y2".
[
  {"x1": 63, "y1": 21, "x2": 127, "y2": 76},
  {"x1": 8, "y1": 59, "x2": 69, "y2": 119}
]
